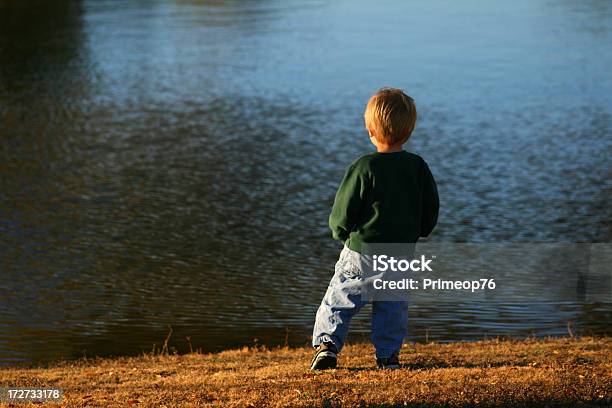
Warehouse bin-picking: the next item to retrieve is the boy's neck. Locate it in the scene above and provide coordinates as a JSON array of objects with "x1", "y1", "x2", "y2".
[{"x1": 376, "y1": 144, "x2": 404, "y2": 153}]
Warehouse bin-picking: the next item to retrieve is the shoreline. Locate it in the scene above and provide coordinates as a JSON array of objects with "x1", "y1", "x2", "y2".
[{"x1": 0, "y1": 336, "x2": 610, "y2": 407}]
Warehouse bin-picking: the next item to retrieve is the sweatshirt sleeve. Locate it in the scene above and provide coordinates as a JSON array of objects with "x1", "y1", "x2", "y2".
[
  {"x1": 420, "y1": 160, "x2": 439, "y2": 237},
  {"x1": 328, "y1": 163, "x2": 367, "y2": 242}
]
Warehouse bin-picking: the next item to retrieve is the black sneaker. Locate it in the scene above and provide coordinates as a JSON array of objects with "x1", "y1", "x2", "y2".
[
  {"x1": 376, "y1": 353, "x2": 400, "y2": 369},
  {"x1": 310, "y1": 342, "x2": 338, "y2": 370}
]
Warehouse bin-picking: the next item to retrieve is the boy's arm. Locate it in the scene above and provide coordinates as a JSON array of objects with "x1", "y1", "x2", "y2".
[
  {"x1": 420, "y1": 160, "x2": 439, "y2": 238},
  {"x1": 328, "y1": 163, "x2": 366, "y2": 243}
]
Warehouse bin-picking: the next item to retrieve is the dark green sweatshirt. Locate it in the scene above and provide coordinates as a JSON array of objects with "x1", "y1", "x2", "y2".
[{"x1": 329, "y1": 150, "x2": 439, "y2": 253}]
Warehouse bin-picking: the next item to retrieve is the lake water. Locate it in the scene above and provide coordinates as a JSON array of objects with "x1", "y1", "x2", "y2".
[{"x1": 0, "y1": 0, "x2": 611, "y2": 365}]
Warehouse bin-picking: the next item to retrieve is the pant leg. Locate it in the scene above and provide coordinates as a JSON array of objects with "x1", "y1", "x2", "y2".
[
  {"x1": 371, "y1": 300, "x2": 409, "y2": 358},
  {"x1": 312, "y1": 246, "x2": 368, "y2": 352}
]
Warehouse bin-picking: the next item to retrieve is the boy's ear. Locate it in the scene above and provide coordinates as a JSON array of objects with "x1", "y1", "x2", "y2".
[{"x1": 366, "y1": 125, "x2": 375, "y2": 139}]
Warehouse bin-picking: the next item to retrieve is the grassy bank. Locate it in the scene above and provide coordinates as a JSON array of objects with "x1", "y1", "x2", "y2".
[{"x1": 0, "y1": 337, "x2": 610, "y2": 407}]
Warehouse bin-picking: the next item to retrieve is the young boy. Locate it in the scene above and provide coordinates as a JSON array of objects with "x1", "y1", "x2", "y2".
[{"x1": 311, "y1": 87, "x2": 439, "y2": 370}]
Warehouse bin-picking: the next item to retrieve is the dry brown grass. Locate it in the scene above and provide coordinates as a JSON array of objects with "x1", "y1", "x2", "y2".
[{"x1": 1, "y1": 337, "x2": 611, "y2": 407}]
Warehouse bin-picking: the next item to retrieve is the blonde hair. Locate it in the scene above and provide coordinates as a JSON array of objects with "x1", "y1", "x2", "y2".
[{"x1": 364, "y1": 87, "x2": 417, "y2": 145}]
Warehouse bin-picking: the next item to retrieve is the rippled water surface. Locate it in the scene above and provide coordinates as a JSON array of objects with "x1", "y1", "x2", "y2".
[{"x1": 1, "y1": 0, "x2": 611, "y2": 364}]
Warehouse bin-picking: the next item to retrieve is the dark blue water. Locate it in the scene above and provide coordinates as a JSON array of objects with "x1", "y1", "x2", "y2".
[{"x1": 0, "y1": 0, "x2": 610, "y2": 365}]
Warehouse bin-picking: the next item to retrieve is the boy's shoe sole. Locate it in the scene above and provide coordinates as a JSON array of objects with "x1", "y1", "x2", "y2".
[
  {"x1": 376, "y1": 354, "x2": 400, "y2": 369},
  {"x1": 310, "y1": 348, "x2": 337, "y2": 370},
  {"x1": 377, "y1": 362, "x2": 400, "y2": 369}
]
